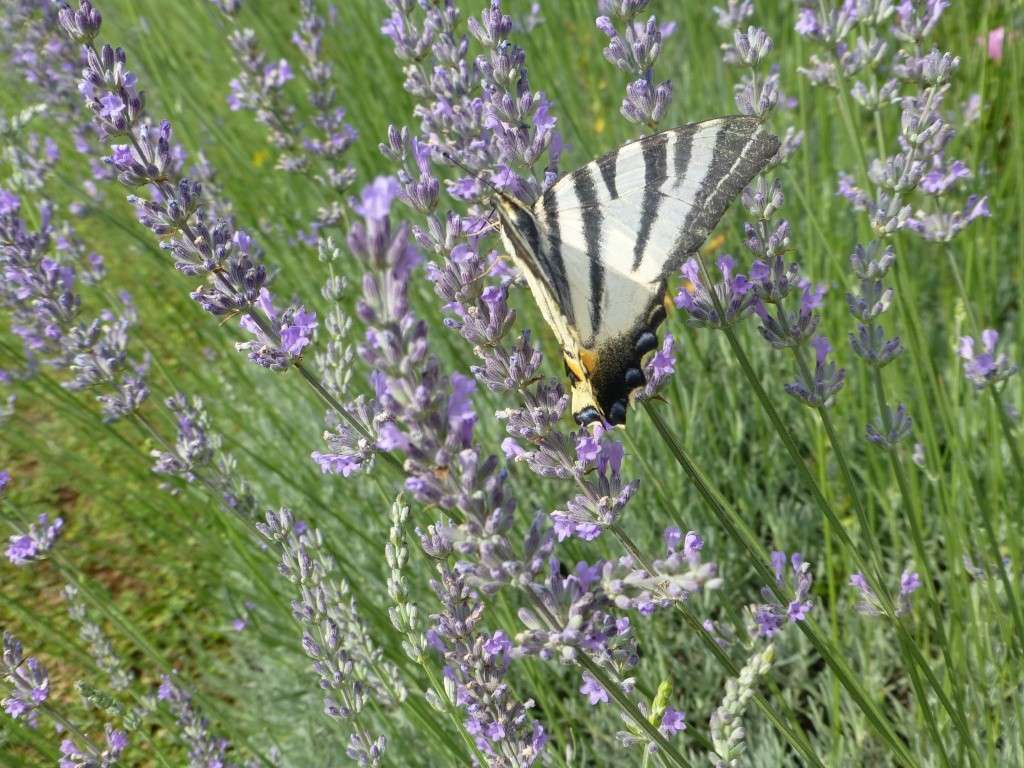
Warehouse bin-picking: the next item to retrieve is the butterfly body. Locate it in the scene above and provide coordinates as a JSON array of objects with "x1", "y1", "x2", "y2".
[{"x1": 496, "y1": 116, "x2": 779, "y2": 426}]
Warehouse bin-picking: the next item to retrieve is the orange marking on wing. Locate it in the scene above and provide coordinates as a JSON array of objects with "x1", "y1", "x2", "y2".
[
  {"x1": 579, "y1": 348, "x2": 598, "y2": 375},
  {"x1": 663, "y1": 291, "x2": 674, "y2": 314},
  {"x1": 700, "y1": 232, "x2": 727, "y2": 255},
  {"x1": 564, "y1": 355, "x2": 586, "y2": 383}
]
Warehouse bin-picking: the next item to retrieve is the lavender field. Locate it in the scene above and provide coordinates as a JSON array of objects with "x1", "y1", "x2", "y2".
[{"x1": 1, "y1": 1, "x2": 1021, "y2": 766}]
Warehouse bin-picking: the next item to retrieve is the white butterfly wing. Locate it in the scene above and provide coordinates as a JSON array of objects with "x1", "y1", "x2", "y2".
[
  {"x1": 511, "y1": 116, "x2": 778, "y2": 424},
  {"x1": 544, "y1": 116, "x2": 778, "y2": 349}
]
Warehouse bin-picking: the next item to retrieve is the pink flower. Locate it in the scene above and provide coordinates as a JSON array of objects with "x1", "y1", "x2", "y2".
[{"x1": 979, "y1": 27, "x2": 1005, "y2": 61}]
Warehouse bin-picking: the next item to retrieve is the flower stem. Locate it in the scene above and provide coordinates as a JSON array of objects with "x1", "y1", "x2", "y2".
[
  {"x1": 293, "y1": 360, "x2": 403, "y2": 472},
  {"x1": 965, "y1": 468, "x2": 1024, "y2": 656},
  {"x1": 992, "y1": 387, "x2": 1024, "y2": 478},
  {"x1": 642, "y1": 401, "x2": 919, "y2": 768},
  {"x1": 574, "y1": 655, "x2": 693, "y2": 768},
  {"x1": 608, "y1": 524, "x2": 825, "y2": 768},
  {"x1": 723, "y1": 324, "x2": 976, "y2": 762}
]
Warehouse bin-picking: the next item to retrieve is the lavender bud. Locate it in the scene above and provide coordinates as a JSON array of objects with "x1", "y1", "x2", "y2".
[
  {"x1": 58, "y1": 0, "x2": 102, "y2": 43},
  {"x1": 865, "y1": 403, "x2": 913, "y2": 448}
]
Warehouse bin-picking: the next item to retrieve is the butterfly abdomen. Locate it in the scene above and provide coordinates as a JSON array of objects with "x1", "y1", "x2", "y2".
[{"x1": 576, "y1": 293, "x2": 668, "y2": 426}]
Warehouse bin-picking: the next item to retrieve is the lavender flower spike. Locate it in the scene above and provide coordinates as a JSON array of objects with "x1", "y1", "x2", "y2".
[
  {"x1": 256, "y1": 507, "x2": 400, "y2": 766},
  {"x1": 595, "y1": 1, "x2": 676, "y2": 127},
  {"x1": 2, "y1": 631, "x2": 49, "y2": 721},
  {"x1": 709, "y1": 644, "x2": 774, "y2": 767},
  {"x1": 783, "y1": 336, "x2": 846, "y2": 409},
  {"x1": 849, "y1": 569, "x2": 922, "y2": 617},
  {"x1": 431, "y1": 564, "x2": 547, "y2": 765},
  {"x1": 158, "y1": 676, "x2": 241, "y2": 768},
  {"x1": 59, "y1": 2, "x2": 287, "y2": 370},
  {"x1": 674, "y1": 255, "x2": 753, "y2": 329},
  {"x1": 751, "y1": 552, "x2": 814, "y2": 637},
  {"x1": 959, "y1": 330, "x2": 1019, "y2": 391},
  {"x1": 59, "y1": 725, "x2": 129, "y2": 768},
  {"x1": 5, "y1": 512, "x2": 64, "y2": 566},
  {"x1": 236, "y1": 288, "x2": 318, "y2": 370}
]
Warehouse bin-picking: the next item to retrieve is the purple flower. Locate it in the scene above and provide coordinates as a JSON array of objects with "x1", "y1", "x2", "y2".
[
  {"x1": 770, "y1": 550, "x2": 786, "y2": 582},
  {"x1": 575, "y1": 433, "x2": 602, "y2": 463},
  {"x1": 430, "y1": 565, "x2": 545, "y2": 764},
  {"x1": 280, "y1": 307, "x2": 317, "y2": 356},
  {"x1": 660, "y1": 706, "x2": 686, "y2": 736},
  {"x1": 850, "y1": 569, "x2": 921, "y2": 617},
  {"x1": 312, "y1": 448, "x2": 367, "y2": 477},
  {"x1": 352, "y1": 175, "x2": 402, "y2": 221},
  {"x1": 446, "y1": 373, "x2": 477, "y2": 441},
  {"x1": 753, "y1": 551, "x2": 814, "y2": 636},
  {"x1": 0, "y1": 190, "x2": 20, "y2": 215},
  {"x1": 156, "y1": 676, "x2": 241, "y2": 767},
  {"x1": 664, "y1": 526, "x2": 682, "y2": 551},
  {"x1": 237, "y1": 289, "x2": 316, "y2": 369},
  {"x1": 784, "y1": 334, "x2": 846, "y2": 408},
  {"x1": 921, "y1": 160, "x2": 970, "y2": 194},
  {"x1": 959, "y1": 329, "x2": 1018, "y2": 390},
  {"x1": 675, "y1": 255, "x2": 753, "y2": 328},
  {"x1": 808, "y1": 0, "x2": 987, "y2": 244},
  {"x1": 483, "y1": 631, "x2": 512, "y2": 659},
  {"x1": 98, "y1": 91, "x2": 125, "y2": 119},
  {"x1": 5, "y1": 513, "x2": 63, "y2": 566},
  {"x1": 683, "y1": 531, "x2": 703, "y2": 561},
  {"x1": 900, "y1": 570, "x2": 922, "y2": 596},
  {"x1": 574, "y1": 560, "x2": 603, "y2": 591},
  {"x1": 849, "y1": 572, "x2": 871, "y2": 596},
  {"x1": 637, "y1": 333, "x2": 677, "y2": 401},
  {"x1": 786, "y1": 598, "x2": 812, "y2": 622},
  {"x1": 595, "y1": 7, "x2": 676, "y2": 127},
  {"x1": 579, "y1": 673, "x2": 609, "y2": 705},
  {"x1": 794, "y1": 7, "x2": 819, "y2": 37},
  {"x1": 1, "y1": 633, "x2": 49, "y2": 722},
  {"x1": 107, "y1": 727, "x2": 128, "y2": 755},
  {"x1": 262, "y1": 58, "x2": 293, "y2": 88}
]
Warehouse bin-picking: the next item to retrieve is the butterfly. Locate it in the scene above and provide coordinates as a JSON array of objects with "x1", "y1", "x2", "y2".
[{"x1": 495, "y1": 115, "x2": 779, "y2": 426}]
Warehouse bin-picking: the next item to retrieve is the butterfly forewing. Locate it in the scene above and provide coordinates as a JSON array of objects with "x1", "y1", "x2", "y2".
[
  {"x1": 507, "y1": 116, "x2": 779, "y2": 424},
  {"x1": 538, "y1": 117, "x2": 776, "y2": 347}
]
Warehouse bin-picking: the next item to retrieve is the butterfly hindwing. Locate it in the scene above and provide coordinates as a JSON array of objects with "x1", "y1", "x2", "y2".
[{"x1": 501, "y1": 116, "x2": 779, "y2": 425}]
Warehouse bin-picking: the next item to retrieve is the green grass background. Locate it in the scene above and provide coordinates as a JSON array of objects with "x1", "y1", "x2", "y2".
[{"x1": 1, "y1": 1, "x2": 1022, "y2": 766}]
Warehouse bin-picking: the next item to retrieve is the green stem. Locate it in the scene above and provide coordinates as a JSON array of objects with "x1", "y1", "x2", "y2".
[
  {"x1": 896, "y1": 632, "x2": 952, "y2": 768},
  {"x1": 608, "y1": 525, "x2": 825, "y2": 768},
  {"x1": 721, "y1": 318, "x2": 975, "y2": 761},
  {"x1": 294, "y1": 360, "x2": 404, "y2": 472},
  {"x1": 574, "y1": 655, "x2": 693, "y2": 768},
  {"x1": 642, "y1": 402, "x2": 919, "y2": 768},
  {"x1": 966, "y1": 468, "x2": 1024, "y2": 655},
  {"x1": 992, "y1": 387, "x2": 1024, "y2": 478}
]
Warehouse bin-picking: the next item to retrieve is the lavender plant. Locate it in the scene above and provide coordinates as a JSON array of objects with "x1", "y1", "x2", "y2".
[
  {"x1": 595, "y1": 0, "x2": 676, "y2": 128},
  {"x1": 257, "y1": 506, "x2": 401, "y2": 766},
  {"x1": 223, "y1": 0, "x2": 357, "y2": 240},
  {"x1": 0, "y1": 189, "x2": 148, "y2": 421},
  {"x1": 3, "y1": 0, "x2": 1022, "y2": 765},
  {"x1": 376, "y1": 3, "x2": 815, "y2": 765},
  {"x1": 157, "y1": 677, "x2": 241, "y2": 768},
  {"x1": 1, "y1": 631, "x2": 49, "y2": 722}
]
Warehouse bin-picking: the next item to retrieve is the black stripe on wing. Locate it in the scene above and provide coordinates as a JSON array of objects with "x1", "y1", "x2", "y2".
[
  {"x1": 693, "y1": 125, "x2": 779, "y2": 235},
  {"x1": 545, "y1": 117, "x2": 770, "y2": 215},
  {"x1": 631, "y1": 132, "x2": 669, "y2": 271},
  {"x1": 540, "y1": 186, "x2": 574, "y2": 322},
  {"x1": 669, "y1": 123, "x2": 779, "y2": 267},
  {"x1": 672, "y1": 123, "x2": 697, "y2": 190},
  {"x1": 572, "y1": 166, "x2": 605, "y2": 337},
  {"x1": 597, "y1": 149, "x2": 619, "y2": 200}
]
